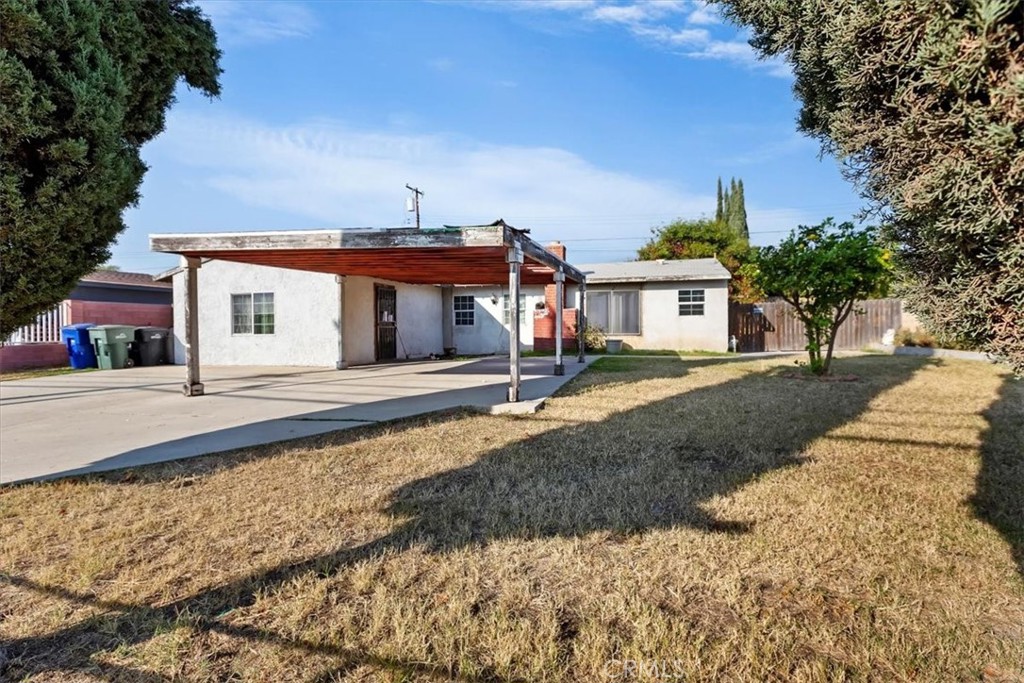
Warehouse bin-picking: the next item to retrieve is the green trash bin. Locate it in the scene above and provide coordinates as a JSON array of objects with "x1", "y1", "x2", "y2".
[{"x1": 89, "y1": 325, "x2": 136, "y2": 370}]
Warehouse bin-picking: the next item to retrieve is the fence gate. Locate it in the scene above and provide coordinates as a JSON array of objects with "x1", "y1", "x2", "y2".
[{"x1": 728, "y1": 303, "x2": 767, "y2": 352}]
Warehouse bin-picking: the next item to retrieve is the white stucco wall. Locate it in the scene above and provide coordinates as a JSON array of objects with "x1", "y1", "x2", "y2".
[
  {"x1": 172, "y1": 260, "x2": 341, "y2": 366},
  {"x1": 341, "y1": 276, "x2": 443, "y2": 366},
  {"x1": 452, "y1": 285, "x2": 544, "y2": 356},
  {"x1": 587, "y1": 279, "x2": 729, "y2": 352}
]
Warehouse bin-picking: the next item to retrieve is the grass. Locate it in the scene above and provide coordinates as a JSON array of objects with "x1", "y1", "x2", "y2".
[
  {"x1": 0, "y1": 365, "x2": 89, "y2": 382},
  {"x1": 2, "y1": 355, "x2": 1022, "y2": 682}
]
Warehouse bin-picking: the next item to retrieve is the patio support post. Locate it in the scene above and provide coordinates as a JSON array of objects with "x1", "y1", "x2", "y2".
[
  {"x1": 183, "y1": 256, "x2": 204, "y2": 397},
  {"x1": 553, "y1": 269, "x2": 565, "y2": 376},
  {"x1": 335, "y1": 275, "x2": 347, "y2": 369},
  {"x1": 507, "y1": 243, "x2": 524, "y2": 402},
  {"x1": 441, "y1": 285, "x2": 455, "y2": 355},
  {"x1": 577, "y1": 281, "x2": 586, "y2": 362}
]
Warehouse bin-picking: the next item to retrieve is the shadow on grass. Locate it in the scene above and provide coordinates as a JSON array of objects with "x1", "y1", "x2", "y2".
[
  {"x1": 3, "y1": 355, "x2": 931, "y2": 681},
  {"x1": 972, "y1": 375, "x2": 1024, "y2": 579}
]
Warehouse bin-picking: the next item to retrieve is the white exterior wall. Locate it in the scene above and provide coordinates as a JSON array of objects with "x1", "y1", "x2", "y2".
[
  {"x1": 588, "y1": 279, "x2": 729, "y2": 352},
  {"x1": 341, "y1": 276, "x2": 443, "y2": 366},
  {"x1": 172, "y1": 264, "x2": 446, "y2": 367},
  {"x1": 172, "y1": 260, "x2": 341, "y2": 366},
  {"x1": 452, "y1": 285, "x2": 544, "y2": 356}
]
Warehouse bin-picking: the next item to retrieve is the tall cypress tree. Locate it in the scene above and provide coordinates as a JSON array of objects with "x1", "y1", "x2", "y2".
[
  {"x1": 715, "y1": 177, "x2": 724, "y2": 222},
  {"x1": 727, "y1": 178, "x2": 741, "y2": 235},
  {"x1": 735, "y1": 179, "x2": 749, "y2": 239}
]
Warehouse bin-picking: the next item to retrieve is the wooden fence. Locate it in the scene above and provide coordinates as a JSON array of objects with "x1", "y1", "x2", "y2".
[{"x1": 729, "y1": 298, "x2": 902, "y2": 352}]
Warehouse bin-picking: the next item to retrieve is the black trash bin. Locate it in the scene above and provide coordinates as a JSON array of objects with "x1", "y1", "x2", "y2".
[{"x1": 133, "y1": 327, "x2": 169, "y2": 366}]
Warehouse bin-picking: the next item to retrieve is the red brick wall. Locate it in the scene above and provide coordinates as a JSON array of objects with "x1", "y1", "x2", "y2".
[
  {"x1": 68, "y1": 300, "x2": 172, "y2": 328},
  {"x1": 0, "y1": 343, "x2": 68, "y2": 371},
  {"x1": 534, "y1": 308, "x2": 579, "y2": 351},
  {"x1": 532, "y1": 242, "x2": 579, "y2": 351}
]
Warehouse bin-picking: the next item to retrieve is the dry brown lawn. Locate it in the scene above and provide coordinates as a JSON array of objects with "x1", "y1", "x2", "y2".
[{"x1": 1, "y1": 355, "x2": 1022, "y2": 682}]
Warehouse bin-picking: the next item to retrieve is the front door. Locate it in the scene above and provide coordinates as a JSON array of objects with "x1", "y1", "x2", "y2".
[{"x1": 375, "y1": 284, "x2": 397, "y2": 361}]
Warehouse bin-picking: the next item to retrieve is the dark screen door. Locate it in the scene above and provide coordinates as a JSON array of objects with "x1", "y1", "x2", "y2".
[{"x1": 375, "y1": 285, "x2": 397, "y2": 361}]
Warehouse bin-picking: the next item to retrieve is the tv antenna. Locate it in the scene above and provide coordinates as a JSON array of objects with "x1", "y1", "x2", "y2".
[{"x1": 405, "y1": 184, "x2": 424, "y2": 229}]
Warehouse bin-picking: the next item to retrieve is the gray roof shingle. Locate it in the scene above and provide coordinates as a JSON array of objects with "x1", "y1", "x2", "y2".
[{"x1": 575, "y1": 258, "x2": 731, "y2": 284}]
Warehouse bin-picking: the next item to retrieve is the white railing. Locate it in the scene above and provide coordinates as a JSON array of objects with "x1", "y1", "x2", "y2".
[{"x1": 3, "y1": 301, "x2": 68, "y2": 345}]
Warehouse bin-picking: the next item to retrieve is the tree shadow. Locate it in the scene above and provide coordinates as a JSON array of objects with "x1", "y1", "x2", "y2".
[
  {"x1": 972, "y1": 375, "x2": 1024, "y2": 578},
  {"x1": 3, "y1": 355, "x2": 930, "y2": 680}
]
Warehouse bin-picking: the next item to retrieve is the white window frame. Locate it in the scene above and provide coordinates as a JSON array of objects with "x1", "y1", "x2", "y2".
[
  {"x1": 678, "y1": 289, "x2": 705, "y2": 316},
  {"x1": 231, "y1": 292, "x2": 275, "y2": 335},
  {"x1": 453, "y1": 295, "x2": 475, "y2": 326},
  {"x1": 502, "y1": 294, "x2": 527, "y2": 326}
]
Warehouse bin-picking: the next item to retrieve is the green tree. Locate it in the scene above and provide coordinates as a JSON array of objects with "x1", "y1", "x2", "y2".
[
  {"x1": 637, "y1": 218, "x2": 759, "y2": 301},
  {"x1": 728, "y1": 178, "x2": 748, "y2": 239},
  {"x1": 714, "y1": 0, "x2": 1024, "y2": 373},
  {"x1": 754, "y1": 220, "x2": 893, "y2": 375},
  {"x1": 715, "y1": 177, "x2": 724, "y2": 223},
  {"x1": 0, "y1": 0, "x2": 221, "y2": 337}
]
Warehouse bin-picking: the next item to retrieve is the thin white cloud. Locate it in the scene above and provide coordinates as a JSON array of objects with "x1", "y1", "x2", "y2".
[
  {"x1": 151, "y1": 111, "x2": 816, "y2": 255},
  {"x1": 428, "y1": 57, "x2": 456, "y2": 72},
  {"x1": 198, "y1": 1, "x2": 317, "y2": 46},
  {"x1": 686, "y1": 2, "x2": 721, "y2": 25},
  {"x1": 476, "y1": 0, "x2": 787, "y2": 78},
  {"x1": 719, "y1": 131, "x2": 816, "y2": 166}
]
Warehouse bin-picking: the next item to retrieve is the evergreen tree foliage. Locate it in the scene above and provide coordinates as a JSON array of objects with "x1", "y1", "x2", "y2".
[
  {"x1": 0, "y1": 0, "x2": 222, "y2": 337},
  {"x1": 735, "y1": 179, "x2": 749, "y2": 239},
  {"x1": 637, "y1": 218, "x2": 759, "y2": 301},
  {"x1": 715, "y1": 177, "x2": 724, "y2": 223},
  {"x1": 715, "y1": 0, "x2": 1024, "y2": 373}
]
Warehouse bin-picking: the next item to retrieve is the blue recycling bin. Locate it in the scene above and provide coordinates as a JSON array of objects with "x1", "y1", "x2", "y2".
[{"x1": 62, "y1": 323, "x2": 97, "y2": 369}]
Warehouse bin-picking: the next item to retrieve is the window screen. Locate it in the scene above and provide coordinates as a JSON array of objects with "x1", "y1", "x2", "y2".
[
  {"x1": 231, "y1": 294, "x2": 252, "y2": 334},
  {"x1": 454, "y1": 295, "x2": 475, "y2": 326},
  {"x1": 678, "y1": 289, "x2": 705, "y2": 316}
]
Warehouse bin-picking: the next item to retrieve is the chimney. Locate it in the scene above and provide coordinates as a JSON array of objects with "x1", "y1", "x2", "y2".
[{"x1": 546, "y1": 240, "x2": 566, "y2": 261}]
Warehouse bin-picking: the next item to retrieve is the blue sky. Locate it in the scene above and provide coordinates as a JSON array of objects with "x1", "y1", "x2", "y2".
[{"x1": 116, "y1": 0, "x2": 864, "y2": 274}]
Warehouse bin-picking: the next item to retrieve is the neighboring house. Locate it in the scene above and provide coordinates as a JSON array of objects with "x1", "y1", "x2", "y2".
[
  {"x1": 575, "y1": 258, "x2": 731, "y2": 352},
  {"x1": 0, "y1": 271, "x2": 174, "y2": 371}
]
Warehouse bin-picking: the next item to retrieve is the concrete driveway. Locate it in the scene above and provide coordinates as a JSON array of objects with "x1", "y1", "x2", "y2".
[{"x1": 0, "y1": 356, "x2": 591, "y2": 484}]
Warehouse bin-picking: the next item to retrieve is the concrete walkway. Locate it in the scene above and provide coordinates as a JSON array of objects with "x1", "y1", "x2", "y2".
[{"x1": 0, "y1": 356, "x2": 592, "y2": 484}]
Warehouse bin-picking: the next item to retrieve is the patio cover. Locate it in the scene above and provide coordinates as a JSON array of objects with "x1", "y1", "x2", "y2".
[
  {"x1": 149, "y1": 220, "x2": 586, "y2": 401},
  {"x1": 150, "y1": 220, "x2": 585, "y2": 285}
]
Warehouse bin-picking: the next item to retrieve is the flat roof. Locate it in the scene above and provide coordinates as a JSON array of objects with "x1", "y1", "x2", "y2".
[
  {"x1": 576, "y1": 258, "x2": 731, "y2": 284},
  {"x1": 149, "y1": 220, "x2": 585, "y2": 286}
]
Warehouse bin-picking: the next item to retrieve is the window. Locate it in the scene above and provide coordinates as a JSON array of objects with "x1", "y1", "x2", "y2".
[
  {"x1": 454, "y1": 295, "x2": 475, "y2": 326},
  {"x1": 678, "y1": 289, "x2": 705, "y2": 316},
  {"x1": 231, "y1": 293, "x2": 275, "y2": 334},
  {"x1": 502, "y1": 294, "x2": 527, "y2": 326},
  {"x1": 587, "y1": 290, "x2": 640, "y2": 334}
]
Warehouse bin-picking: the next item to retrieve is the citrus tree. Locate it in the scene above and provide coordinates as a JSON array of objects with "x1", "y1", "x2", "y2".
[{"x1": 755, "y1": 220, "x2": 892, "y2": 375}]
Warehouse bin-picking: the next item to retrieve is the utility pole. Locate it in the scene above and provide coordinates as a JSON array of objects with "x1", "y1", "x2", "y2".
[{"x1": 405, "y1": 184, "x2": 424, "y2": 230}]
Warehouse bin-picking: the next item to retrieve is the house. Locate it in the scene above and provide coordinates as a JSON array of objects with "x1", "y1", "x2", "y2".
[
  {"x1": 0, "y1": 271, "x2": 174, "y2": 371},
  {"x1": 160, "y1": 241, "x2": 578, "y2": 366},
  {"x1": 151, "y1": 222, "x2": 586, "y2": 399},
  {"x1": 574, "y1": 258, "x2": 731, "y2": 352}
]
